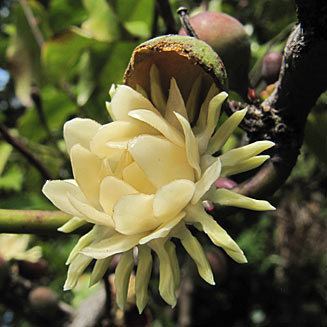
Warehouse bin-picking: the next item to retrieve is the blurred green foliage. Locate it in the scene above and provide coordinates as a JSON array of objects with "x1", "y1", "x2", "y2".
[{"x1": 0, "y1": 0, "x2": 326, "y2": 326}]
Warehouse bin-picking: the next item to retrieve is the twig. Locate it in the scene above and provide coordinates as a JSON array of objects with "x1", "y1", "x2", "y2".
[
  {"x1": 69, "y1": 287, "x2": 106, "y2": 327},
  {"x1": 177, "y1": 259, "x2": 194, "y2": 327},
  {"x1": 156, "y1": 0, "x2": 177, "y2": 34},
  {"x1": 19, "y1": 0, "x2": 44, "y2": 48},
  {"x1": 0, "y1": 209, "x2": 71, "y2": 234},
  {"x1": 222, "y1": 0, "x2": 327, "y2": 199},
  {"x1": 0, "y1": 124, "x2": 53, "y2": 180},
  {"x1": 177, "y1": 7, "x2": 199, "y2": 38}
]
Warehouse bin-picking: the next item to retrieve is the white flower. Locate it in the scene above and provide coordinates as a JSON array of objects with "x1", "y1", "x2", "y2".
[{"x1": 43, "y1": 65, "x2": 275, "y2": 312}]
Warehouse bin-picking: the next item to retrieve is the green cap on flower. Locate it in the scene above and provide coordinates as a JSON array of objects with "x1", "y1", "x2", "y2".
[{"x1": 42, "y1": 36, "x2": 275, "y2": 313}]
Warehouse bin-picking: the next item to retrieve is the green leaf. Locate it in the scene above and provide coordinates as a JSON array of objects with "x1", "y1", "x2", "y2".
[
  {"x1": 115, "y1": 0, "x2": 155, "y2": 38},
  {"x1": 81, "y1": 0, "x2": 120, "y2": 42},
  {"x1": 0, "y1": 165, "x2": 24, "y2": 191},
  {"x1": 76, "y1": 51, "x2": 95, "y2": 106},
  {"x1": 18, "y1": 85, "x2": 76, "y2": 142},
  {"x1": 42, "y1": 28, "x2": 93, "y2": 81},
  {"x1": 0, "y1": 142, "x2": 12, "y2": 175},
  {"x1": 6, "y1": 2, "x2": 45, "y2": 106}
]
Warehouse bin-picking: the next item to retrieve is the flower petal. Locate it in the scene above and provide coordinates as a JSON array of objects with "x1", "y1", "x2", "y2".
[
  {"x1": 129, "y1": 109, "x2": 184, "y2": 147},
  {"x1": 153, "y1": 180, "x2": 194, "y2": 218},
  {"x1": 81, "y1": 232, "x2": 145, "y2": 259},
  {"x1": 99, "y1": 176, "x2": 138, "y2": 215},
  {"x1": 175, "y1": 225, "x2": 214, "y2": 285},
  {"x1": 66, "y1": 226, "x2": 98, "y2": 265},
  {"x1": 165, "y1": 78, "x2": 188, "y2": 131},
  {"x1": 111, "y1": 84, "x2": 159, "y2": 122},
  {"x1": 115, "y1": 250, "x2": 134, "y2": 310},
  {"x1": 175, "y1": 112, "x2": 201, "y2": 179},
  {"x1": 135, "y1": 245, "x2": 153, "y2": 313},
  {"x1": 90, "y1": 257, "x2": 112, "y2": 286},
  {"x1": 122, "y1": 162, "x2": 157, "y2": 194},
  {"x1": 222, "y1": 155, "x2": 270, "y2": 177},
  {"x1": 149, "y1": 239, "x2": 177, "y2": 307},
  {"x1": 113, "y1": 194, "x2": 159, "y2": 235},
  {"x1": 58, "y1": 217, "x2": 87, "y2": 233},
  {"x1": 186, "y1": 75, "x2": 202, "y2": 123},
  {"x1": 197, "y1": 92, "x2": 228, "y2": 154},
  {"x1": 210, "y1": 188, "x2": 276, "y2": 211},
  {"x1": 208, "y1": 108, "x2": 247, "y2": 154},
  {"x1": 90, "y1": 121, "x2": 156, "y2": 158},
  {"x1": 64, "y1": 118, "x2": 101, "y2": 154},
  {"x1": 64, "y1": 254, "x2": 92, "y2": 291},
  {"x1": 139, "y1": 212, "x2": 185, "y2": 244},
  {"x1": 195, "y1": 84, "x2": 219, "y2": 133},
  {"x1": 68, "y1": 193, "x2": 114, "y2": 227},
  {"x1": 219, "y1": 141, "x2": 275, "y2": 167},
  {"x1": 70, "y1": 144, "x2": 111, "y2": 208},
  {"x1": 192, "y1": 158, "x2": 221, "y2": 204},
  {"x1": 42, "y1": 180, "x2": 87, "y2": 217},
  {"x1": 165, "y1": 241, "x2": 180, "y2": 290},
  {"x1": 128, "y1": 135, "x2": 194, "y2": 188},
  {"x1": 150, "y1": 65, "x2": 166, "y2": 114},
  {"x1": 185, "y1": 204, "x2": 247, "y2": 263}
]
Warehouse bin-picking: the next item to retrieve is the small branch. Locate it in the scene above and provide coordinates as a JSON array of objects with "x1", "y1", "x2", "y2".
[
  {"x1": 223, "y1": 0, "x2": 327, "y2": 198},
  {"x1": 177, "y1": 7, "x2": 199, "y2": 38},
  {"x1": 0, "y1": 209, "x2": 71, "y2": 234},
  {"x1": 19, "y1": 0, "x2": 44, "y2": 48},
  {"x1": 156, "y1": 0, "x2": 177, "y2": 34},
  {"x1": 0, "y1": 124, "x2": 53, "y2": 180}
]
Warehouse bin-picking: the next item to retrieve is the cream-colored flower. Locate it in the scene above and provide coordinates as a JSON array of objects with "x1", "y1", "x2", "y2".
[
  {"x1": 43, "y1": 65, "x2": 275, "y2": 312},
  {"x1": 0, "y1": 234, "x2": 42, "y2": 262}
]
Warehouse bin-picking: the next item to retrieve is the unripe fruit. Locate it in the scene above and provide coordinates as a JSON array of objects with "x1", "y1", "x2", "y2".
[
  {"x1": 179, "y1": 12, "x2": 251, "y2": 97},
  {"x1": 29, "y1": 286, "x2": 59, "y2": 316},
  {"x1": 261, "y1": 51, "x2": 283, "y2": 84}
]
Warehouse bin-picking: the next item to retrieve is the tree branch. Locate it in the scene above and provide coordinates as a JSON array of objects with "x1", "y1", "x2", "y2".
[
  {"x1": 0, "y1": 124, "x2": 53, "y2": 180},
  {"x1": 0, "y1": 209, "x2": 71, "y2": 234},
  {"x1": 225, "y1": 0, "x2": 327, "y2": 198},
  {"x1": 156, "y1": 0, "x2": 177, "y2": 34}
]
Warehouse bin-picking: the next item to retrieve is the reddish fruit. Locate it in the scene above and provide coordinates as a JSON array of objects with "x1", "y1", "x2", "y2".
[
  {"x1": 261, "y1": 51, "x2": 283, "y2": 84},
  {"x1": 179, "y1": 11, "x2": 251, "y2": 97},
  {"x1": 29, "y1": 286, "x2": 59, "y2": 316}
]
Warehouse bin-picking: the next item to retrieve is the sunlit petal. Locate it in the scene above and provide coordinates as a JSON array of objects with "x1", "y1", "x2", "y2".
[
  {"x1": 113, "y1": 193, "x2": 159, "y2": 235},
  {"x1": 128, "y1": 135, "x2": 194, "y2": 188},
  {"x1": 210, "y1": 188, "x2": 276, "y2": 211},
  {"x1": 153, "y1": 179, "x2": 194, "y2": 218},
  {"x1": 111, "y1": 84, "x2": 159, "y2": 121},
  {"x1": 208, "y1": 108, "x2": 247, "y2": 154},
  {"x1": 81, "y1": 232, "x2": 145, "y2": 259},
  {"x1": 99, "y1": 176, "x2": 137, "y2": 215},
  {"x1": 64, "y1": 118, "x2": 101, "y2": 154},
  {"x1": 64, "y1": 254, "x2": 92, "y2": 291},
  {"x1": 175, "y1": 112, "x2": 201, "y2": 179},
  {"x1": 42, "y1": 180, "x2": 87, "y2": 217},
  {"x1": 165, "y1": 78, "x2": 188, "y2": 131},
  {"x1": 192, "y1": 158, "x2": 221, "y2": 204},
  {"x1": 129, "y1": 109, "x2": 184, "y2": 147},
  {"x1": 186, "y1": 204, "x2": 247, "y2": 263}
]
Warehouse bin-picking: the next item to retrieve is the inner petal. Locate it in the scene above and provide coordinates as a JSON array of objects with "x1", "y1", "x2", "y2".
[
  {"x1": 113, "y1": 193, "x2": 159, "y2": 235},
  {"x1": 99, "y1": 176, "x2": 138, "y2": 215},
  {"x1": 128, "y1": 135, "x2": 194, "y2": 188}
]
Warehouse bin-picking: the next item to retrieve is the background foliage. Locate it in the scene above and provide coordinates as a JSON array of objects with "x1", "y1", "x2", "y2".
[{"x1": 0, "y1": 0, "x2": 326, "y2": 326}]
